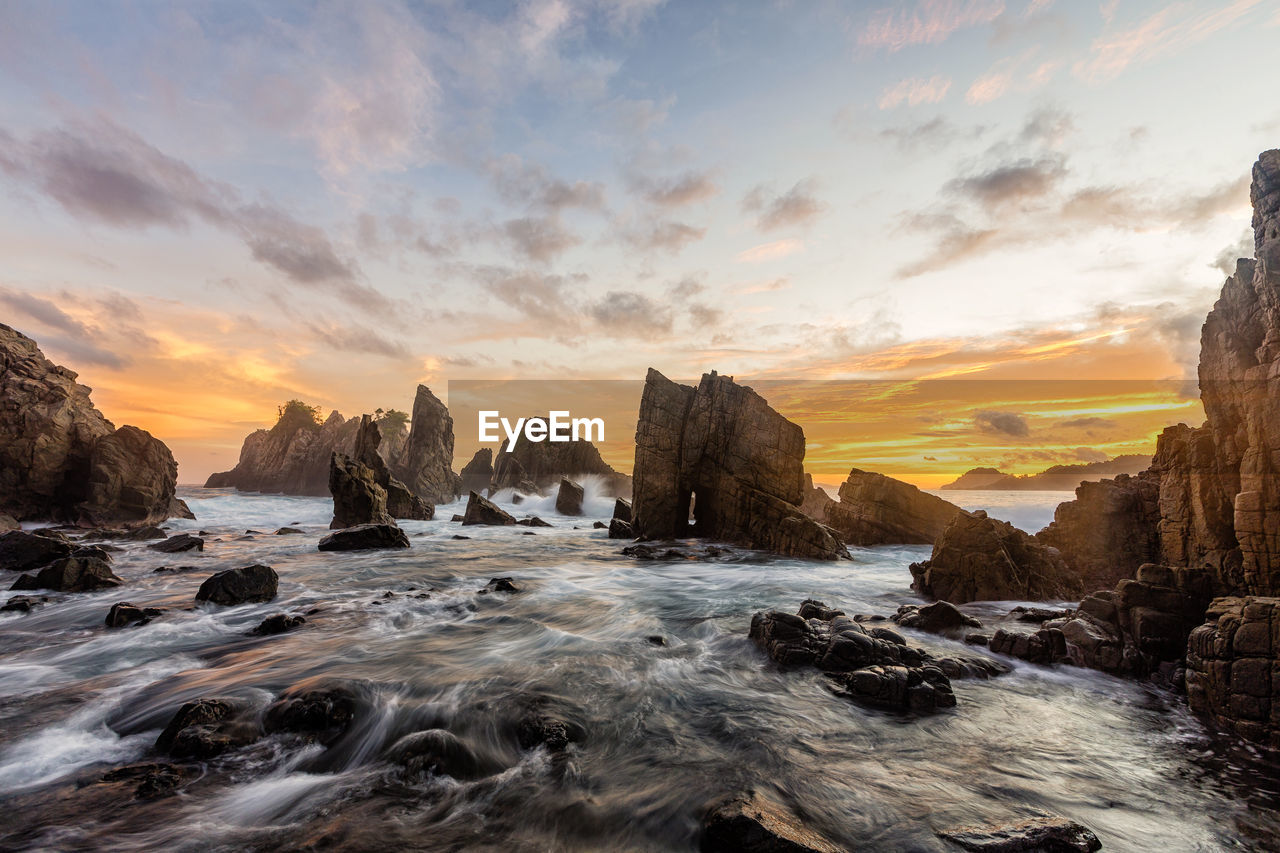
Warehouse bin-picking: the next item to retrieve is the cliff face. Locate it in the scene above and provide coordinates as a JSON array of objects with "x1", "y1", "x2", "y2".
[
  {"x1": 389, "y1": 385, "x2": 461, "y2": 504},
  {"x1": 1043, "y1": 150, "x2": 1280, "y2": 597},
  {"x1": 0, "y1": 324, "x2": 190, "y2": 527},
  {"x1": 629, "y1": 369, "x2": 848, "y2": 561},
  {"x1": 206, "y1": 409, "x2": 359, "y2": 496},
  {"x1": 1036, "y1": 473, "x2": 1162, "y2": 591},
  {"x1": 822, "y1": 469, "x2": 961, "y2": 546}
]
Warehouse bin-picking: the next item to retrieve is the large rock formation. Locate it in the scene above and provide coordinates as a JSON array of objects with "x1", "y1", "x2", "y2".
[
  {"x1": 329, "y1": 416, "x2": 431, "y2": 528},
  {"x1": 0, "y1": 324, "x2": 191, "y2": 527},
  {"x1": 818, "y1": 468, "x2": 961, "y2": 546},
  {"x1": 460, "y1": 448, "x2": 493, "y2": 495},
  {"x1": 490, "y1": 427, "x2": 631, "y2": 497},
  {"x1": 1036, "y1": 472, "x2": 1161, "y2": 591},
  {"x1": 206, "y1": 405, "x2": 359, "y2": 496},
  {"x1": 910, "y1": 510, "x2": 1081, "y2": 604},
  {"x1": 630, "y1": 370, "x2": 848, "y2": 561},
  {"x1": 1186, "y1": 596, "x2": 1280, "y2": 748},
  {"x1": 389, "y1": 385, "x2": 461, "y2": 504}
]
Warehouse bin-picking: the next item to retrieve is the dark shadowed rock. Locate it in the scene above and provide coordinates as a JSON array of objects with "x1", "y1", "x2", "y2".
[
  {"x1": 1187, "y1": 595, "x2": 1280, "y2": 748},
  {"x1": 1, "y1": 595, "x2": 49, "y2": 613},
  {"x1": 251, "y1": 613, "x2": 306, "y2": 635},
  {"x1": 893, "y1": 601, "x2": 981, "y2": 635},
  {"x1": 937, "y1": 814, "x2": 1101, "y2": 852},
  {"x1": 99, "y1": 762, "x2": 192, "y2": 800},
  {"x1": 386, "y1": 729, "x2": 488, "y2": 779},
  {"x1": 275, "y1": 526, "x2": 304, "y2": 535},
  {"x1": 318, "y1": 523, "x2": 411, "y2": 551},
  {"x1": 205, "y1": 404, "x2": 360, "y2": 496},
  {"x1": 517, "y1": 516, "x2": 552, "y2": 527},
  {"x1": 700, "y1": 790, "x2": 842, "y2": 853},
  {"x1": 491, "y1": 426, "x2": 631, "y2": 497},
  {"x1": 630, "y1": 370, "x2": 848, "y2": 561},
  {"x1": 10, "y1": 556, "x2": 122, "y2": 592},
  {"x1": 462, "y1": 491, "x2": 516, "y2": 526},
  {"x1": 1036, "y1": 472, "x2": 1161, "y2": 591},
  {"x1": 0, "y1": 514, "x2": 16, "y2": 533},
  {"x1": 910, "y1": 511, "x2": 1080, "y2": 604},
  {"x1": 613, "y1": 498, "x2": 632, "y2": 523},
  {"x1": 0, "y1": 530, "x2": 72, "y2": 572},
  {"x1": 389, "y1": 385, "x2": 461, "y2": 504},
  {"x1": 76, "y1": 425, "x2": 193, "y2": 529},
  {"x1": 263, "y1": 682, "x2": 358, "y2": 745},
  {"x1": 147, "y1": 533, "x2": 203, "y2": 553},
  {"x1": 195, "y1": 564, "x2": 278, "y2": 605},
  {"x1": 105, "y1": 602, "x2": 165, "y2": 628},
  {"x1": 480, "y1": 576, "x2": 520, "y2": 594},
  {"x1": 555, "y1": 478, "x2": 584, "y2": 515},
  {"x1": 459, "y1": 448, "x2": 494, "y2": 496},
  {"x1": 820, "y1": 468, "x2": 962, "y2": 546},
  {"x1": 608, "y1": 517, "x2": 634, "y2": 539},
  {"x1": 155, "y1": 698, "x2": 255, "y2": 759},
  {"x1": 330, "y1": 415, "x2": 432, "y2": 528}
]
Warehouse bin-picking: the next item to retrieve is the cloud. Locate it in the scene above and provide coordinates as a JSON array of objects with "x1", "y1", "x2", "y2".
[
  {"x1": 0, "y1": 287, "x2": 131, "y2": 368},
  {"x1": 637, "y1": 170, "x2": 718, "y2": 207},
  {"x1": 742, "y1": 179, "x2": 824, "y2": 230},
  {"x1": 736, "y1": 238, "x2": 805, "y2": 264},
  {"x1": 858, "y1": 0, "x2": 1006, "y2": 52},
  {"x1": 305, "y1": 322, "x2": 412, "y2": 358},
  {"x1": 1075, "y1": 0, "x2": 1266, "y2": 83},
  {"x1": 587, "y1": 290, "x2": 675, "y2": 334},
  {"x1": 946, "y1": 156, "x2": 1066, "y2": 209},
  {"x1": 487, "y1": 154, "x2": 607, "y2": 212},
  {"x1": 1212, "y1": 228, "x2": 1255, "y2": 276},
  {"x1": 1058, "y1": 416, "x2": 1118, "y2": 429},
  {"x1": 966, "y1": 51, "x2": 1059, "y2": 104},
  {"x1": 621, "y1": 220, "x2": 706, "y2": 253},
  {"x1": 878, "y1": 117, "x2": 988, "y2": 152},
  {"x1": 974, "y1": 409, "x2": 1030, "y2": 436},
  {"x1": 878, "y1": 75, "x2": 952, "y2": 109}
]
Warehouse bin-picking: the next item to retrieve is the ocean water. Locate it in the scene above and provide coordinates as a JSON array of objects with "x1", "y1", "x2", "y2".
[{"x1": 0, "y1": 484, "x2": 1277, "y2": 851}]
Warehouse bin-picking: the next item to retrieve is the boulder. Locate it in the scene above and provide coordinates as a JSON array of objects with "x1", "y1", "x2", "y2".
[
  {"x1": 936, "y1": 814, "x2": 1102, "y2": 852},
  {"x1": 459, "y1": 448, "x2": 494, "y2": 496},
  {"x1": 821, "y1": 468, "x2": 962, "y2": 546},
  {"x1": 105, "y1": 602, "x2": 165, "y2": 628},
  {"x1": 1, "y1": 595, "x2": 49, "y2": 613},
  {"x1": 10, "y1": 556, "x2": 122, "y2": 592},
  {"x1": 516, "y1": 516, "x2": 552, "y2": 527},
  {"x1": 555, "y1": 478, "x2": 584, "y2": 515},
  {"x1": 388, "y1": 385, "x2": 462, "y2": 504},
  {"x1": 147, "y1": 533, "x2": 203, "y2": 553},
  {"x1": 700, "y1": 790, "x2": 842, "y2": 853},
  {"x1": 608, "y1": 517, "x2": 634, "y2": 539},
  {"x1": 195, "y1": 564, "x2": 279, "y2": 605},
  {"x1": 251, "y1": 613, "x2": 306, "y2": 635},
  {"x1": 909, "y1": 510, "x2": 1080, "y2": 604},
  {"x1": 0, "y1": 324, "x2": 190, "y2": 527},
  {"x1": 262, "y1": 681, "x2": 358, "y2": 745},
  {"x1": 480, "y1": 576, "x2": 520, "y2": 594},
  {"x1": 318, "y1": 523, "x2": 411, "y2": 551},
  {"x1": 612, "y1": 498, "x2": 632, "y2": 524},
  {"x1": 0, "y1": 529, "x2": 72, "y2": 572},
  {"x1": 462, "y1": 491, "x2": 516, "y2": 526},
  {"x1": 155, "y1": 698, "x2": 256, "y2": 759},
  {"x1": 893, "y1": 601, "x2": 981, "y2": 634},
  {"x1": 1186, "y1": 595, "x2": 1280, "y2": 748},
  {"x1": 1036, "y1": 472, "x2": 1162, "y2": 591},
  {"x1": 386, "y1": 729, "x2": 487, "y2": 779},
  {"x1": 630, "y1": 370, "x2": 848, "y2": 561}
]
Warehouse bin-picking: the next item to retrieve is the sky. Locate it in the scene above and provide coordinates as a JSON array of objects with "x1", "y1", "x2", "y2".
[{"x1": 0, "y1": 0, "x2": 1275, "y2": 485}]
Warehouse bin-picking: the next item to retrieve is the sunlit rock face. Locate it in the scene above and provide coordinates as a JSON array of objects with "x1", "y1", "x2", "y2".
[
  {"x1": 0, "y1": 324, "x2": 189, "y2": 527},
  {"x1": 206, "y1": 408, "x2": 360, "y2": 496},
  {"x1": 823, "y1": 468, "x2": 961, "y2": 546},
  {"x1": 629, "y1": 369, "x2": 848, "y2": 561}
]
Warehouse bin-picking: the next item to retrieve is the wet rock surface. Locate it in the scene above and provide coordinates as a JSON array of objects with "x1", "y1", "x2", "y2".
[
  {"x1": 700, "y1": 790, "x2": 842, "y2": 853},
  {"x1": 893, "y1": 601, "x2": 981, "y2": 635},
  {"x1": 630, "y1": 369, "x2": 848, "y2": 561},
  {"x1": 195, "y1": 564, "x2": 279, "y2": 605},
  {"x1": 1186, "y1": 595, "x2": 1280, "y2": 748},
  {"x1": 555, "y1": 477, "x2": 584, "y2": 515},
  {"x1": 146, "y1": 533, "x2": 203, "y2": 553},
  {"x1": 105, "y1": 602, "x2": 166, "y2": 628},
  {"x1": 318, "y1": 523, "x2": 411, "y2": 551},
  {"x1": 0, "y1": 529, "x2": 73, "y2": 572},
  {"x1": 462, "y1": 491, "x2": 517, "y2": 526},
  {"x1": 936, "y1": 814, "x2": 1102, "y2": 852},
  {"x1": 250, "y1": 613, "x2": 306, "y2": 635},
  {"x1": 10, "y1": 555, "x2": 123, "y2": 592}
]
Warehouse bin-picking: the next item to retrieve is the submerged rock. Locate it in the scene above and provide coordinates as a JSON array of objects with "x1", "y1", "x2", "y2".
[
  {"x1": 910, "y1": 510, "x2": 1079, "y2": 604},
  {"x1": 517, "y1": 516, "x2": 552, "y2": 527},
  {"x1": 10, "y1": 556, "x2": 122, "y2": 592},
  {"x1": 936, "y1": 814, "x2": 1101, "y2": 852},
  {"x1": 462, "y1": 491, "x2": 516, "y2": 526},
  {"x1": 630, "y1": 369, "x2": 848, "y2": 561},
  {"x1": 155, "y1": 698, "x2": 254, "y2": 759},
  {"x1": 105, "y1": 601, "x2": 165, "y2": 628},
  {"x1": 195, "y1": 564, "x2": 279, "y2": 605},
  {"x1": 480, "y1": 576, "x2": 520, "y2": 594},
  {"x1": 274, "y1": 527, "x2": 304, "y2": 535},
  {"x1": 700, "y1": 790, "x2": 842, "y2": 853},
  {"x1": 893, "y1": 601, "x2": 981, "y2": 635},
  {"x1": 386, "y1": 729, "x2": 487, "y2": 779},
  {"x1": 1, "y1": 594, "x2": 50, "y2": 613},
  {"x1": 318, "y1": 523, "x2": 411, "y2": 551},
  {"x1": 147, "y1": 533, "x2": 203, "y2": 553},
  {"x1": 99, "y1": 762, "x2": 192, "y2": 800},
  {"x1": 251, "y1": 613, "x2": 306, "y2": 635},
  {"x1": 555, "y1": 478, "x2": 584, "y2": 515},
  {"x1": 263, "y1": 682, "x2": 358, "y2": 745}
]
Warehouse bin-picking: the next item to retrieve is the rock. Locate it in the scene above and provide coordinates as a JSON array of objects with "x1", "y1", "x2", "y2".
[
  {"x1": 555, "y1": 478, "x2": 584, "y2": 515},
  {"x1": 942, "y1": 456, "x2": 1150, "y2": 491},
  {"x1": 612, "y1": 498, "x2": 632, "y2": 523},
  {"x1": 516, "y1": 516, "x2": 552, "y2": 527},
  {"x1": 387, "y1": 385, "x2": 462, "y2": 504},
  {"x1": 937, "y1": 814, "x2": 1102, "y2": 852},
  {"x1": 608, "y1": 517, "x2": 634, "y2": 539},
  {"x1": 0, "y1": 514, "x2": 17, "y2": 532},
  {"x1": 750, "y1": 599, "x2": 976, "y2": 713},
  {"x1": 622, "y1": 543, "x2": 728, "y2": 560},
  {"x1": 451, "y1": 534, "x2": 470, "y2": 540},
  {"x1": 317, "y1": 523, "x2": 411, "y2": 551},
  {"x1": 700, "y1": 790, "x2": 842, "y2": 853},
  {"x1": 386, "y1": 729, "x2": 487, "y2": 779},
  {"x1": 105, "y1": 602, "x2": 165, "y2": 628},
  {"x1": 491, "y1": 427, "x2": 630, "y2": 497},
  {"x1": 152, "y1": 564, "x2": 199, "y2": 574},
  {"x1": 147, "y1": 533, "x2": 204, "y2": 553},
  {"x1": 10, "y1": 556, "x2": 122, "y2": 592},
  {"x1": 329, "y1": 415, "x2": 432, "y2": 528},
  {"x1": 630, "y1": 369, "x2": 848, "y2": 561},
  {"x1": 251, "y1": 613, "x2": 306, "y2": 635},
  {"x1": 0, "y1": 324, "x2": 190, "y2": 527},
  {"x1": 263, "y1": 682, "x2": 358, "y2": 745},
  {"x1": 100, "y1": 762, "x2": 191, "y2": 800},
  {"x1": 893, "y1": 601, "x2": 981, "y2": 634},
  {"x1": 462, "y1": 491, "x2": 516, "y2": 526},
  {"x1": 990, "y1": 627, "x2": 1071, "y2": 665},
  {"x1": 1009, "y1": 606, "x2": 1073, "y2": 623},
  {"x1": 480, "y1": 576, "x2": 520, "y2": 594},
  {"x1": 1186, "y1": 595, "x2": 1280, "y2": 748},
  {"x1": 274, "y1": 527, "x2": 304, "y2": 535},
  {"x1": 909, "y1": 510, "x2": 1080, "y2": 604},
  {"x1": 205, "y1": 403, "x2": 362, "y2": 495},
  {"x1": 459, "y1": 448, "x2": 494, "y2": 496},
  {"x1": 820, "y1": 468, "x2": 962, "y2": 546},
  {"x1": 76, "y1": 425, "x2": 193, "y2": 529},
  {"x1": 0, "y1": 529, "x2": 72, "y2": 572},
  {"x1": 195, "y1": 564, "x2": 279, "y2": 605},
  {"x1": 155, "y1": 698, "x2": 252, "y2": 759},
  {"x1": 1, "y1": 595, "x2": 49, "y2": 613},
  {"x1": 1036, "y1": 472, "x2": 1162, "y2": 591}
]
